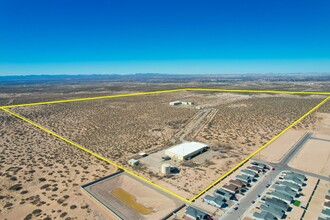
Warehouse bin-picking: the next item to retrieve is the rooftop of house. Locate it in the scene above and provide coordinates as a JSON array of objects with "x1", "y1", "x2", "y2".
[
  {"x1": 229, "y1": 179, "x2": 247, "y2": 187},
  {"x1": 253, "y1": 211, "x2": 277, "y2": 220},
  {"x1": 185, "y1": 206, "x2": 209, "y2": 218},
  {"x1": 265, "y1": 197, "x2": 290, "y2": 211}
]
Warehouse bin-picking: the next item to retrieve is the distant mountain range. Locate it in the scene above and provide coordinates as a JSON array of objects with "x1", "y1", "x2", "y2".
[{"x1": 0, "y1": 73, "x2": 329, "y2": 85}]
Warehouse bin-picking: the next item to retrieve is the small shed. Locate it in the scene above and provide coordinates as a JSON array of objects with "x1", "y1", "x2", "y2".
[
  {"x1": 128, "y1": 159, "x2": 139, "y2": 166},
  {"x1": 169, "y1": 101, "x2": 182, "y2": 106}
]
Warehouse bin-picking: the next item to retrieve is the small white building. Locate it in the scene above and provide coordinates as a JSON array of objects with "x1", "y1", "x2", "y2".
[
  {"x1": 161, "y1": 163, "x2": 171, "y2": 175},
  {"x1": 169, "y1": 101, "x2": 182, "y2": 106},
  {"x1": 182, "y1": 101, "x2": 194, "y2": 105},
  {"x1": 165, "y1": 142, "x2": 208, "y2": 161},
  {"x1": 169, "y1": 101, "x2": 194, "y2": 106},
  {"x1": 128, "y1": 159, "x2": 139, "y2": 166}
]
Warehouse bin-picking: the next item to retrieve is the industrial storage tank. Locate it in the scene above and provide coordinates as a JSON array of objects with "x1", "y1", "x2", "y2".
[{"x1": 161, "y1": 163, "x2": 171, "y2": 175}]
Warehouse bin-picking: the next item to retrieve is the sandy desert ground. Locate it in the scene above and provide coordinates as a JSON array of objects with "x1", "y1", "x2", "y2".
[
  {"x1": 258, "y1": 100, "x2": 330, "y2": 176},
  {"x1": 0, "y1": 111, "x2": 118, "y2": 220},
  {"x1": 9, "y1": 91, "x2": 325, "y2": 198},
  {"x1": 258, "y1": 129, "x2": 307, "y2": 162},
  {"x1": 289, "y1": 133, "x2": 330, "y2": 177}
]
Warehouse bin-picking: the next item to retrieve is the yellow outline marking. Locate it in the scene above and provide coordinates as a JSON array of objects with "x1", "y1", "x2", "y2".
[
  {"x1": 0, "y1": 107, "x2": 190, "y2": 203},
  {"x1": 1, "y1": 88, "x2": 329, "y2": 109},
  {"x1": 189, "y1": 95, "x2": 330, "y2": 202},
  {"x1": 185, "y1": 88, "x2": 330, "y2": 95},
  {"x1": 1, "y1": 89, "x2": 186, "y2": 108},
  {"x1": 0, "y1": 88, "x2": 329, "y2": 204}
]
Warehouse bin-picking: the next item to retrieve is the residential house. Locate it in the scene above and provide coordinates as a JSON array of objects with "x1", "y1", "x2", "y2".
[
  {"x1": 260, "y1": 204, "x2": 285, "y2": 219},
  {"x1": 222, "y1": 184, "x2": 240, "y2": 194},
  {"x1": 204, "y1": 195, "x2": 226, "y2": 208},
  {"x1": 214, "y1": 188, "x2": 235, "y2": 201},
  {"x1": 278, "y1": 181, "x2": 301, "y2": 192},
  {"x1": 275, "y1": 185, "x2": 298, "y2": 198},
  {"x1": 270, "y1": 191, "x2": 293, "y2": 203},
  {"x1": 241, "y1": 169, "x2": 259, "y2": 178},
  {"x1": 253, "y1": 211, "x2": 277, "y2": 220},
  {"x1": 185, "y1": 206, "x2": 212, "y2": 220},
  {"x1": 264, "y1": 197, "x2": 290, "y2": 212}
]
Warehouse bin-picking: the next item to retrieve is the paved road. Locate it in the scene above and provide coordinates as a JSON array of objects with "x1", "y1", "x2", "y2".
[
  {"x1": 218, "y1": 132, "x2": 330, "y2": 220},
  {"x1": 255, "y1": 132, "x2": 330, "y2": 182},
  {"x1": 219, "y1": 165, "x2": 280, "y2": 220}
]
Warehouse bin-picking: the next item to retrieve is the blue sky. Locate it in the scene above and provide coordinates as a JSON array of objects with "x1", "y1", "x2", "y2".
[{"x1": 0, "y1": 0, "x2": 329, "y2": 75}]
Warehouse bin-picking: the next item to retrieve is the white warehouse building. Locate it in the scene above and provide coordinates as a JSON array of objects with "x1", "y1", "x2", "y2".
[{"x1": 165, "y1": 142, "x2": 208, "y2": 161}]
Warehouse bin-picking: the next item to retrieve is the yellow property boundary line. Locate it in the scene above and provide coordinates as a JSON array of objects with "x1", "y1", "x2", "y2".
[
  {"x1": 1, "y1": 88, "x2": 330, "y2": 108},
  {"x1": 1, "y1": 88, "x2": 330, "y2": 203}
]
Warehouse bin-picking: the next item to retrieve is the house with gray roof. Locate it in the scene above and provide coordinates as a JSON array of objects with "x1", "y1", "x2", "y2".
[
  {"x1": 264, "y1": 197, "x2": 290, "y2": 212},
  {"x1": 283, "y1": 175, "x2": 304, "y2": 186},
  {"x1": 185, "y1": 206, "x2": 212, "y2": 220},
  {"x1": 247, "y1": 166, "x2": 261, "y2": 173},
  {"x1": 285, "y1": 172, "x2": 306, "y2": 181},
  {"x1": 204, "y1": 195, "x2": 226, "y2": 208},
  {"x1": 270, "y1": 191, "x2": 293, "y2": 203},
  {"x1": 253, "y1": 211, "x2": 277, "y2": 220},
  {"x1": 321, "y1": 208, "x2": 330, "y2": 217},
  {"x1": 241, "y1": 169, "x2": 259, "y2": 178},
  {"x1": 278, "y1": 181, "x2": 301, "y2": 192},
  {"x1": 260, "y1": 204, "x2": 285, "y2": 219},
  {"x1": 251, "y1": 162, "x2": 267, "y2": 170},
  {"x1": 214, "y1": 188, "x2": 235, "y2": 200},
  {"x1": 236, "y1": 174, "x2": 253, "y2": 183},
  {"x1": 275, "y1": 185, "x2": 298, "y2": 198}
]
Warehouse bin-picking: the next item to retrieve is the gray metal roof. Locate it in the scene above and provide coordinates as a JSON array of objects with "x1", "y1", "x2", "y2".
[
  {"x1": 275, "y1": 185, "x2": 297, "y2": 198},
  {"x1": 185, "y1": 206, "x2": 209, "y2": 218},
  {"x1": 283, "y1": 175, "x2": 303, "y2": 186},
  {"x1": 251, "y1": 162, "x2": 266, "y2": 169},
  {"x1": 253, "y1": 211, "x2": 277, "y2": 220},
  {"x1": 260, "y1": 204, "x2": 284, "y2": 219},
  {"x1": 214, "y1": 188, "x2": 234, "y2": 199},
  {"x1": 278, "y1": 181, "x2": 301, "y2": 191},
  {"x1": 204, "y1": 195, "x2": 226, "y2": 207},
  {"x1": 265, "y1": 197, "x2": 290, "y2": 211},
  {"x1": 285, "y1": 172, "x2": 306, "y2": 181},
  {"x1": 270, "y1": 191, "x2": 293, "y2": 203},
  {"x1": 241, "y1": 169, "x2": 257, "y2": 176},
  {"x1": 321, "y1": 208, "x2": 330, "y2": 217},
  {"x1": 236, "y1": 174, "x2": 253, "y2": 182}
]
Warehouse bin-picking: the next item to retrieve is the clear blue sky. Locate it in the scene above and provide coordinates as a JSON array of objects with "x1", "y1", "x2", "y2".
[{"x1": 0, "y1": 0, "x2": 329, "y2": 75}]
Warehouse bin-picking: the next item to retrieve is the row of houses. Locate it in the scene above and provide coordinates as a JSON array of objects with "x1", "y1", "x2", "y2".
[
  {"x1": 184, "y1": 162, "x2": 269, "y2": 219},
  {"x1": 254, "y1": 197, "x2": 290, "y2": 219},
  {"x1": 236, "y1": 162, "x2": 268, "y2": 184},
  {"x1": 203, "y1": 162, "x2": 268, "y2": 210},
  {"x1": 253, "y1": 171, "x2": 307, "y2": 220}
]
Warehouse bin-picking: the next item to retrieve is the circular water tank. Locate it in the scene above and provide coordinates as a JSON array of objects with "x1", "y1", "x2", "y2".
[{"x1": 161, "y1": 163, "x2": 171, "y2": 175}]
